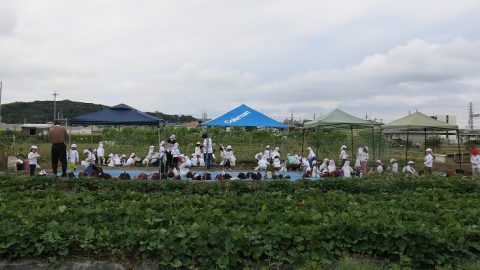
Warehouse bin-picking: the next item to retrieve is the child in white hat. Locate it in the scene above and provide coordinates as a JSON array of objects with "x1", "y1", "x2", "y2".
[
  {"x1": 389, "y1": 158, "x2": 398, "y2": 173},
  {"x1": 424, "y1": 148, "x2": 434, "y2": 174},
  {"x1": 28, "y1": 145, "x2": 40, "y2": 176},
  {"x1": 403, "y1": 161, "x2": 418, "y2": 176},
  {"x1": 339, "y1": 145, "x2": 348, "y2": 167},
  {"x1": 68, "y1": 144, "x2": 80, "y2": 172}
]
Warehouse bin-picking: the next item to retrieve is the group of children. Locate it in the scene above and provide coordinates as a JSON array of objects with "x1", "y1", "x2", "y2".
[
  {"x1": 251, "y1": 145, "x2": 445, "y2": 178},
  {"x1": 25, "y1": 140, "x2": 480, "y2": 177}
]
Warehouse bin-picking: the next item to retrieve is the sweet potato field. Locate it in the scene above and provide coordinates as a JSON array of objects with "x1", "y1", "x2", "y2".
[{"x1": 1, "y1": 176, "x2": 480, "y2": 269}]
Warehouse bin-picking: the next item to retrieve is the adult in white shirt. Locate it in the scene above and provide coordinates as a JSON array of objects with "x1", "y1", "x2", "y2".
[
  {"x1": 471, "y1": 148, "x2": 480, "y2": 176},
  {"x1": 202, "y1": 133, "x2": 213, "y2": 169},
  {"x1": 424, "y1": 148, "x2": 434, "y2": 174},
  {"x1": 339, "y1": 145, "x2": 348, "y2": 167}
]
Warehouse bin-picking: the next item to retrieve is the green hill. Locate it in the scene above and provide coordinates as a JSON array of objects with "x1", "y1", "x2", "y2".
[{"x1": 1, "y1": 100, "x2": 197, "y2": 124}]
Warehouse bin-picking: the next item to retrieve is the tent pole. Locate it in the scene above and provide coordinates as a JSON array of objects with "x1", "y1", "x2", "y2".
[
  {"x1": 424, "y1": 128, "x2": 427, "y2": 153},
  {"x1": 350, "y1": 126, "x2": 354, "y2": 158},
  {"x1": 424, "y1": 128, "x2": 427, "y2": 172},
  {"x1": 378, "y1": 129, "x2": 382, "y2": 159},
  {"x1": 457, "y1": 129, "x2": 462, "y2": 171},
  {"x1": 158, "y1": 121, "x2": 161, "y2": 176},
  {"x1": 371, "y1": 127, "x2": 375, "y2": 162},
  {"x1": 316, "y1": 128, "x2": 319, "y2": 157},
  {"x1": 405, "y1": 129, "x2": 409, "y2": 164},
  {"x1": 301, "y1": 128, "x2": 305, "y2": 157}
]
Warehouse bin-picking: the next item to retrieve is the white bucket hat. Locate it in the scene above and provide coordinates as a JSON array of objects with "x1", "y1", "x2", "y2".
[
  {"x1": 226, "y1": 145, "x2": 232, "y2": 150},
  {"x1": 341, "y1": 145, "x2": 347, "y2": 150},
  {"x1": 408, "y1": 160, "x2": 415, "y2": 165},
  {"x1": 426, "y1": 148, "x2": 432, "y2": 152},
  {"x1": 71, "y1": 144, "x2": 77, "y2": 148},
  {"x1": 30, "y1": 145, "x2": 38, "y2": 150}
]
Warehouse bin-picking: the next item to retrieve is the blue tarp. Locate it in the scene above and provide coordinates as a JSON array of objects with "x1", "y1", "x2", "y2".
[
  {"x1": 71, "y1": 104, "x2": 163, "y2": 126},
  {"x1": 202, "y1": 104, "x2": 288, "y2": 128}
]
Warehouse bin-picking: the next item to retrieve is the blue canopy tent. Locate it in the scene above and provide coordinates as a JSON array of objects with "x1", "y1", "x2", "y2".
[
  {"x1": 70, "y1": 104, "x2": 163, "y2": 126},
  {"x1": 201, "y1": 104, "x2": 288, "y2": 128},
  {"x1": 70, "y1": 104, "x2": 164, "y2": 174}
]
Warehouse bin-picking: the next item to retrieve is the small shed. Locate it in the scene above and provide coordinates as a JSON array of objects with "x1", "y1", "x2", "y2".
[{"x1": 21, "y1": 124, "x2": 53, "y2": 136}]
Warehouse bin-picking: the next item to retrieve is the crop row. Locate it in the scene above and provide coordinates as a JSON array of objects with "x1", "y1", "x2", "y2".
[{"x1": 1, "y1": 176, "x2": 480, "y2": 269}]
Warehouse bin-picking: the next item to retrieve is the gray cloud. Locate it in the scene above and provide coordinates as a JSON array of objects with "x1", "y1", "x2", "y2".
[{"x1": 1, "y1": 1, "x2": 480, "y2": 128}]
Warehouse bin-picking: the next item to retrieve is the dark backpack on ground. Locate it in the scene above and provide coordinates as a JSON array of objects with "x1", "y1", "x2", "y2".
[
  {"x1": 92, "y1": 165, "x2": 104, "y2": 176},
  {"x1": 215, "y1": 174, "x2": 224, "y2": 180},
  {"x1": 151, "y1": 173, "x2": 160, "y2": 180},
  {"x1": 186, "y1": 172, "x2": 193, "y2": 179},
  {"x1": 68, "y1": 172, "x2": 76, "y2": 178},
  {"x1": 237, "y1": 172, "x2": 246, "y2": 179},
  {"x1": 223, "y1": 173, "x2": 232, "y2": 180},
  {"x1": 99, "y1": 173, "x2": 112, "y2": 179},
  {"x1": 119, "y1": 172, "x2": 131, "y2": 180},
  {"x1": 136, "y1": 173, "x2": 148, "y2": 180},
  {"x1": 202, "y1": 173, "x2": 211, "y2": 180}
]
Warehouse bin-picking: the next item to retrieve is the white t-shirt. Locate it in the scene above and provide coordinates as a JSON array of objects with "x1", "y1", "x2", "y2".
[
  {"x1": 390, "y1": 163, "x2": 398, "y2": 173},
  {"x1": 69, "y1": 150, "x2": 79, "y2": 163},
  {"x1": 471, "y1": 154, "x2": 480, "y2": 168},
  {"x1": 97, "y1": 147, "x2": 105, "y2": 157},
  {"x1": 203, "y1": 138, "x2": 213, "y2": 154},
  {"x1": 424, "y1": 154, "x2": 434, "y2": 168},
  {"x1": 28, "y1": 152, "x2": 40, "y2": 165},
  {"x1": 339, "y1": 150, "x2": 348, "y2": 160}
]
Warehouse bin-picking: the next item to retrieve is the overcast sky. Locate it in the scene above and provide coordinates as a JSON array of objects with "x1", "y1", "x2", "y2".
[{"x1": 1, "y1": 0, "x2": 480, "y2": 127}]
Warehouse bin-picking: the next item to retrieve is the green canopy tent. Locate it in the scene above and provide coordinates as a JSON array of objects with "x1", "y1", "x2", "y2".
[
  {"x1": 381, "y1": 112, "x2": 461, "y2": 169},
  {"x1": 303, "y1": 109, "x2": 375, "y2": 160}
]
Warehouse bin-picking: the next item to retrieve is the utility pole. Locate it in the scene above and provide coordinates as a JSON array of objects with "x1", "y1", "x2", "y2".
[
  {"x1": 52, "y1": 90, "x2": 59, "y2": 121},
  {"x1": 468, "y1": 102, "x2": 480, "y2": 131}
]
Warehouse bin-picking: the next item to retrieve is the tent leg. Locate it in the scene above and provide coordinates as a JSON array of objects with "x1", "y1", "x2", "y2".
[
  {"x1": 424, "y1": 128, "x2": 427, "y2": 153},
  {"x1": 350, "y1": 126, "x2": 354, "y2": 158},
  {"x1": 424, "y1": 128, "x2": 427, "y2": 172},
  {"x1": 405, "y1": 130, "x2": 409, "y2": 164},
  {"x1": 378, "y1": 129, "x2": 382, "y2": 159},
  {"x1": 158, "y1": 121, "x2": 162, "y2": 175},
  {"x1": 457, "y1": 129, "x2": 462, "y2": 171},
  {"x1": 372, "y1": 127, "x2": 375, "y2": 162},
  {"x1": 301, "y1": 129, "x2": 305, "y2": 157}
]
